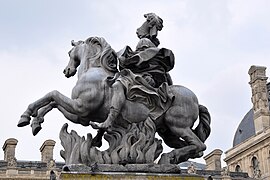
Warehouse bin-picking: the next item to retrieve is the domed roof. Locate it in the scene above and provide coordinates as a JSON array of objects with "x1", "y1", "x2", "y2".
[
  {"x1": 233, "y1": 82, "x2": 270, "y2": 147},
  {"x1": 233, "y1": 109, "x2": 255, "y2": 147}
]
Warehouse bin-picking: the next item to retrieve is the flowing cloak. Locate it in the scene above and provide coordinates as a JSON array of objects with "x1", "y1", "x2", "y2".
[
  {"x1": 117, "y1": 45, "x2": 175, "y2": 87},
  {"x1": 109, "y1": 45, "x2": 175, "y2": 120},
  {"x1": 110, "y1": 69, "x2": 174, "y2": 121}
]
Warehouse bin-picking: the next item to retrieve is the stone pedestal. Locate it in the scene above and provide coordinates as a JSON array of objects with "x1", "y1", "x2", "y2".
[
  {"x1": 60, "y1": 172, "x2": 204, "y2": 180},
  {"x1": 59, "y1": 164, "x2": 204, "y2": 180}
]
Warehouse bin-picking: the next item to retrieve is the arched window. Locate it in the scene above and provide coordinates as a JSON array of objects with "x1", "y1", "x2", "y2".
[
  {"x1": 251, "y1": 156, "x2": 261, "y2": 178},
  {"x1": 235, "y1": 165, "x2": 241, "y2": 172}
]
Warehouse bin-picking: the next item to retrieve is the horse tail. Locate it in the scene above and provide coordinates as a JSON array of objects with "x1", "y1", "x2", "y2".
[{"x1": 194, "y1": 104, "x2": 211, "y2": 142}]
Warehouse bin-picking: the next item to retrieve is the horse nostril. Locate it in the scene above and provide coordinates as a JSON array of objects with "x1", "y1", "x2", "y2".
[{"x1": 63, "y1": 68, "x2": 70, "y2": 74}]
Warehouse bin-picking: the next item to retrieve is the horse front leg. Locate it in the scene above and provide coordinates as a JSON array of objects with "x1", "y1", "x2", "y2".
[
  {"x1": 31, "y1": 101, "x2": 104, "y2": 147},
  {"x1": 31, "y1": 102, "x2": 80, "y2": 135},
  {"x1": 18, "y1": 90, "x2": 82, "y2": 127},
  {"x1": 31, "y1": 102, "x2": 56, "y2": 135}
]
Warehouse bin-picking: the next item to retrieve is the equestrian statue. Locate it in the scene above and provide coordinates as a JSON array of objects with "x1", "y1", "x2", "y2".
[{"x1": 18, "y1": 13, "x2": 211, "y2": 165}]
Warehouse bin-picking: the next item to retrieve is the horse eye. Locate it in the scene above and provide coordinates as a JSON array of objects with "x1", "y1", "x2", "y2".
[{"x1": 90, "y1": 38, "x2": 99, "y2": 44}]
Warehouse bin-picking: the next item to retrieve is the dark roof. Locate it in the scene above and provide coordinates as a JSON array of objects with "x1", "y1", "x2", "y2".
[{"x1": 233, "y1": 109, "x2": 255, "y2": 147}]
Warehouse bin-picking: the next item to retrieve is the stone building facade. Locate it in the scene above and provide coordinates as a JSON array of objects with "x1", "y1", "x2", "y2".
[
  {"x1": 203, "y1": 149, "x2": 252, "y2": 180},
  {"x1": 0, "y1": 138, "x2": 64, "y2": 179},
  {"x1": 224, "y1": 65, "x2": 270, "y2": 179}
]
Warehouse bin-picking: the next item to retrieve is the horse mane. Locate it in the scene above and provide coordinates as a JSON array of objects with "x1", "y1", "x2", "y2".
[{"x1": 85, "y1": 37, "x2": 118, "y2": 73}]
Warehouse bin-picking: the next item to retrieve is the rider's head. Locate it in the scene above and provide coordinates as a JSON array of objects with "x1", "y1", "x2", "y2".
[{"x1": 135, "y1": 38, "x2": 156, "y2": 52}]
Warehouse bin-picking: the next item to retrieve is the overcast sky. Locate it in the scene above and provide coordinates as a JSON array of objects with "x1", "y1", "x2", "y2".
[{"x1": 1, "y1": 0, "x2": 270, "y2": 165}]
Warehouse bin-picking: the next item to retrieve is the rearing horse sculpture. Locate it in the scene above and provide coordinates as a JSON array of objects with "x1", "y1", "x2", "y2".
[{"x1": 18, "y1": 37, "x2": 211, "y2": 164}]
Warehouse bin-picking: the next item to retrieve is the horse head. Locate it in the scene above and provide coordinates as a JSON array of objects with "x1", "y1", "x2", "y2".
[
  {"x1": 63, "y1": 37, "x2": 118, "y2": 78},
  {"x1": 63, "y1": 40, "x2": 83, "y2": 78}
]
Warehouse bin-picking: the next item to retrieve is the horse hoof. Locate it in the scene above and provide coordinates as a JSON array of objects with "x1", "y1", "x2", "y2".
[
  {"x1": 32, "y1": 124, "x2": 42, "y2": 136},
  {"x1": 18, "y1": 115, "x2": 31, "y2": 127}
]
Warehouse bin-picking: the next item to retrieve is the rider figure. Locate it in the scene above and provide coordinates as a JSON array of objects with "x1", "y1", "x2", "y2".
[{"x1": 92, "y1": 13, "x2": 175, "y2": 129}]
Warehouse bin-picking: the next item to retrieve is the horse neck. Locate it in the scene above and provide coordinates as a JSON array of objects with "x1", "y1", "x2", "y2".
[
  {"x1": 77, "y1": 45, "x2": 102, "y2": 78},
  {"x1": 77, "y1": 56, "x2": 115, "y2": 78},
  {"x1": 76, "y1": 44, "x2": 117, "y2": 78}
]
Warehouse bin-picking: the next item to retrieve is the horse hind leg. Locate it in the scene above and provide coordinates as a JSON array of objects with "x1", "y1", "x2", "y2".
[
  {"x1": 159, "y1": 127, "x2": 206, "y2": 164},
  {"x1": 159, "y1": 106, "x2": 206, "y2": 164},
  {"x1": 157, "y1": 126, "x2": 187, "y2": 149}
]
